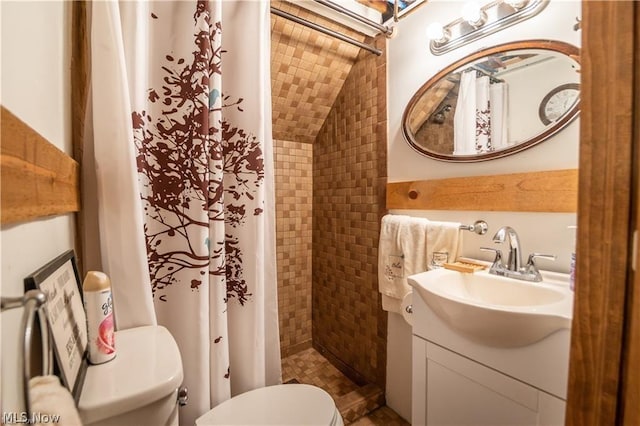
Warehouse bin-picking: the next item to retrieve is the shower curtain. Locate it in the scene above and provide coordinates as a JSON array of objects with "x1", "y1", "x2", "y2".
[
  {"x1": 90, "y1": 1, "x2": 281, "y2": 424},
  {"x1": 474, "y1": 75, "x2": 492, "y2": 153},
  {"x1": 453, "y1": 70, "x2": 477, "y2": 155},
  {"x1": 453, "y1": 70, "x2": 509, "y2": 155},
  {"x1": 490, "y1": 82, "x2": 509, "y2": 151}
]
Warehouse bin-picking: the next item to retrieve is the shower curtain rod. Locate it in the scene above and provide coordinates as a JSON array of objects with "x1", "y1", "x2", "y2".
[
  {"x1": 270, "y1": 7, "x2": 382, "y2": 56},
  {"x1": 312, "y1": 0, "x2": 393, "y2": 37}
]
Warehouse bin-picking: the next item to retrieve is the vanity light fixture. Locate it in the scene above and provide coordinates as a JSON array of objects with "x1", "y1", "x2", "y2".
[
  {"x1": 426, "y1": 22, "x2": 449, "y2": 44},
  {"x1": 428, "y1": 0, "x2": 549, "y2": 56},
  {"x1": 461, "y1": 1, "x2": 487, "y2": 28},
  {"x1": 504, "y1": 0, "x2": 530, "y2": 10}
]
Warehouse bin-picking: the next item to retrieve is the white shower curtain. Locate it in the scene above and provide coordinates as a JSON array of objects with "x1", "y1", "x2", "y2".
[
  {"x1": 90, "y1": 1, "x2": 281, "y2": 424},
  {"x1": 490, "y1": 82, "x2": 509, "y2": 151},
  {"x1": 90, "y1": 0, "x2": 157, "y2": 330},
  {"x1": 453, "y1": 70, "x2": 477, "y2": 155},
  {"x1": 474, "y1": 75, "x2": 491, "y2": 153},
  {"x1": 453, "y1": 70, "x2": 509, "y2": 155}
]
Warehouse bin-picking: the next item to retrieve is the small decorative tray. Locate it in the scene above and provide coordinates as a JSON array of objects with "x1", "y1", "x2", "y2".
[{"x1": 443, "y1": 260, "x2": 487, "y2": 273}]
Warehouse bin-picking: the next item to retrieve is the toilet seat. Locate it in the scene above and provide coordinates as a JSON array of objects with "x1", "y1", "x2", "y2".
[{"x1": 195, "y1": 384, "x2": 343, "y2": 426}]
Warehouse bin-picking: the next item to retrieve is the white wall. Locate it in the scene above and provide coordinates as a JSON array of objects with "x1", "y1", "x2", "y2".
[
  {"x1": 1, "y1": 0, "x2": 74, "y2": 414},
  {"x1": 385, "y1": 0, "x2": 581, "y2": 421},
  {"x1": 503, "y1": 56, "x2": 579, "y2": 144}
]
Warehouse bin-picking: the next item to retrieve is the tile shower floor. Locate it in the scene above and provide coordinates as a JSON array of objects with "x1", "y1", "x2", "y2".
[{"x1": 282, "y1": 347, "x2": 409, "y2": 425}]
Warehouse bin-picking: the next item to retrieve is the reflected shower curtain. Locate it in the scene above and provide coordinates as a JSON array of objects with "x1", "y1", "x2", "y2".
[
  {"x1": 91, "y1": 1, "x2": 281, "y2": 424},
  {"x1": 453, "y1": 70, "x2": 477, "y2": 155},
  {"x1": 474, "y1": 75, "x2": 491, "y2": 153},
  {"x1": 453, "y1": 70, "x2": 508, "y2": 155},
  {"x1": 490, "y1": 81, "x2": 509, "y2": 151}
]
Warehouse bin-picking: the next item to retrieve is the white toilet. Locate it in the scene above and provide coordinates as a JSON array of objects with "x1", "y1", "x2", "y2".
[
  {"x1": 77, "y1": 326, "x2": 343, "y2": 426},
  {"x1": 195, "y1": 384, "x2": 344, "y2": 426},
  {"x1": 77, "y1": 326, "x2": 183, "y2": 426}
]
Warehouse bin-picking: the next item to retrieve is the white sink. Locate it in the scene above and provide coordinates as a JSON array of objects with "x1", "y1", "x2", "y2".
[{"x1": 408, "y1": 267, "x2": 573, "y2": 348}]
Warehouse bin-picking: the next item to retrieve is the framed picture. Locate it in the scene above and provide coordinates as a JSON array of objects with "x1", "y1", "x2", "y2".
[
  {"x1": 24, "y1": 250, "x2": 87, "y2": 401},
  {"x1": 378, "y1": 0, "x2": 426, "y2": 23}
]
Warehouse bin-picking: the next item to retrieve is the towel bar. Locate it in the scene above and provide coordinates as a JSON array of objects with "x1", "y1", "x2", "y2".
[
  {"x1": 459, "y1": 220, "x2": 488, "y2": 235},
  {"x1": 1, "y1": 290, "x2": 53, "y2": 415}
]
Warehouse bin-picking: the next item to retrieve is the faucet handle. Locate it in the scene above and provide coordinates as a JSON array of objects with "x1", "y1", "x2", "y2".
[
  {"x1": 523, "y1": 253, "x2": 556, "y2": 282},
  {"x1": 480, "y1": 247, "x2": 503, "y2": 264},
  {"x1": 481, "y1": 247, "x2": 505, "y2": 276},
  {"x1": 526, "y1": 253, "x2": 557, "y2": 266}
]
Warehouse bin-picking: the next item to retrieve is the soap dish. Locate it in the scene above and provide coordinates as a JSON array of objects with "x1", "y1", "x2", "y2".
[{"x1": 443, "y1": 260, "x2": 487, "y2": 273}]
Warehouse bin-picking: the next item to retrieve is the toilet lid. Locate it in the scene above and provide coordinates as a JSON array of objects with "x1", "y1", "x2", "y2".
[
  {"x1": 196, "y1": 384, "x2": 339, "y2": 426},
  {"x1": 78, "y1": 326, "x2": 183, "y2": 424}
]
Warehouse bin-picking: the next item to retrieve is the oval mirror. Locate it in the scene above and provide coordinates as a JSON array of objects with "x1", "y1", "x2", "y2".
[{"x1": 402, "y1": 40, "x2": 580, "y2": 162}]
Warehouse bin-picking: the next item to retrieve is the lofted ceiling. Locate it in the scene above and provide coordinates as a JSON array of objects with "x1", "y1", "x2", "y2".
[{"x1": 270, "y1": 0, "x2": 369, "y2": 144}]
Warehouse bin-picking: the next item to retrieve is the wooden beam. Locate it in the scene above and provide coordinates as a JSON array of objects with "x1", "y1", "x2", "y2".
[
  {"x1": 71, "y1": 0, "x2": 89, "y2": 274},
  {"x1": 1, "y1": 106, "x2": 80, "y2": 224},
  {"x1": 386, "y1": 169, "x2": 578, "y2": 212},
  {"x1": 620, "y1": 3, "x2": 640, "y2": 425},
  {"x1": 566, "y1": 1, "x2": 636, "y2": 425}
]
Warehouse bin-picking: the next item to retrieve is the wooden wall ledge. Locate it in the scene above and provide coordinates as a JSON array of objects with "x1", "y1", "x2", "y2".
[
  {"x1": 386, "y1": 169, "x2": 578, "y2": 213},
  {"x1": 1, "y1": 106, "x2": 80, "y2": 225}
]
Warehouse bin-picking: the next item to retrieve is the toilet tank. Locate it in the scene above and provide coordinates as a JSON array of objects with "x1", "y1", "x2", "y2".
[{"x1": 77, "y1": 326, "x2": 184, "y2": 426}]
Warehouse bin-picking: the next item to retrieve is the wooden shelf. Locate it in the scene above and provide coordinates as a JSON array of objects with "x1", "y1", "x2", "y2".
[
  {"x1": 1, "y1": 106, "x2": 80, "y2": 225},
  {"x1": 386, "y1": 169, "x2": 578, "y2": 213}
]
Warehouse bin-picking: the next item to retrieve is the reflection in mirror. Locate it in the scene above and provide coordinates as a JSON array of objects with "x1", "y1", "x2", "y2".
[
  {"x1": 356, "y1": 0, "x2": 426, "y2": 22},
  {"x1": 402, "y1": 40, "x2": 580, "y2": 162}
]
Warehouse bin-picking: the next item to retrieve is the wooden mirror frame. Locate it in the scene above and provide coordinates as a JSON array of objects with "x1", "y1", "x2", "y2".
[{"x1": 401, "y1": 39, "x2": 581, "y2": 162}]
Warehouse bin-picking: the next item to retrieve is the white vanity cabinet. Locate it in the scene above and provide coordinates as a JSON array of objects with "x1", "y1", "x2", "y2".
[
  {"x1": 412, "y1": 336, "x2": 565, "y2": 426},
  {"x1": 411, "y1": 289, "x2": 571, "y2": 426}
]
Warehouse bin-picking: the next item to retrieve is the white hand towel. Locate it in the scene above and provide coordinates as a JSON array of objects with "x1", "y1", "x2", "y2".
[
  {"x1": 378, "y1": 215, "x2": 462, "y2": 314},
  {"x1": 425, "y1": 220, "x2": 464, "y2": 270},
  {"x1": 29, "y1": 375, "x2": 83, "y2": 426}
]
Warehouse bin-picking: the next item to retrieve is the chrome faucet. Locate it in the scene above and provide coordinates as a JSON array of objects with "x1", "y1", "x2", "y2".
[
  {"x1": 492, "y1": 226, "x2": 522, "y2": 272},
  {"x1": 481, "y1": 226, "x2": 557, "y2": 282}
]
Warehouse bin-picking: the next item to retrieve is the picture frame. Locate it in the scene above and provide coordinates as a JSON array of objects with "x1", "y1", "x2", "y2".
[
  {"x1": 24, "y1": 250, "x2": 88, "y2": 402},
  {"x1": 380, "y1": 0, "x2": 425, "y2": 23}
]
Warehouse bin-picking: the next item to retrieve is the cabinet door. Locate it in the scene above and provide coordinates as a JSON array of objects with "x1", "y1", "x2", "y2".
[{"x1": 412, "y1": 337, "x2": 566, "y2": 426}]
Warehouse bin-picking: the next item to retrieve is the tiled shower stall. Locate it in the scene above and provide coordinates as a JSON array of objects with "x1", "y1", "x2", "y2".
[{"x1": 271, "y1": 2, "x2": 394, "y2": 423}]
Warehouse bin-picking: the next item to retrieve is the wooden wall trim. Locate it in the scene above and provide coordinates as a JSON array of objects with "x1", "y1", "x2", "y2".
[
  {"x1": 72, "y1": 1, "x2": 89, "y2": 167},
  {"x1": 566, "y1": 2, "x2": 636, "y2": 425},
  {"x1": 386, "y1": 169, "x2": 578, "y2": 212},
  {"x1": 0, "y1": 106, "x2": 80, "y2": 225},
  {"x1": 71, "y1": 1, "x2": 89, "y2": 274},
  {"x1": 621, "y1": 3, "x2": 640, "y2": 425}
]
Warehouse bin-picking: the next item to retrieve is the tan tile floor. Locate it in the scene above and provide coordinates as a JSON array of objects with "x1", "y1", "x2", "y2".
[
  {"x1": 349, "y1": 406, "x2": 409, "y2": 426},
  {"x1": 282, "y1": 347, "x2": 359, "y2": 398},
  {"x1": 282, "y1": 347, "x2": 410, "y2": 425}
]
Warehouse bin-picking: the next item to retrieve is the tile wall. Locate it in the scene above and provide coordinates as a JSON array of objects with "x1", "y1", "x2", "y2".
[
  {"x1": 274, "y1": 139, "x2": 314, "y2": 357},
  {"x1": 270, "y1": 0, "x2": 367, "y2": 358},
  {"x1": 270, "y1": 0, "x2": 388, "y2": 386},
  {"x1": 312, "y1": 35, "x2": 388, "y2": 387},
  {"x1": 270, "y1": 0, "x2": 364, "y2": 143}
]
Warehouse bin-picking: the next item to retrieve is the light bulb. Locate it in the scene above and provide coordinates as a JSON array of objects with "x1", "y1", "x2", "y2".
[
  {"x1": 504, "y1": 0, "x2": 529, "y2": 9},
  {"x1": 462, "y1": 1, "x2": 486, "y2": 27},
  {"x1": 427, "y1": 22, "x2": 449, "y2": 43}
]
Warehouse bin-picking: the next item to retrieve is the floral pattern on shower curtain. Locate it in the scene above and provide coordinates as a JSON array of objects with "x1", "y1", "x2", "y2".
[
  {"x1": 474, "y1": 75, "x2": 492, "y2": 153},
  {"x1": 91, "y1": 1, "x2": 280, "y2": 425},
  {"x1": 133, "y1": 4, "x2": 260, "y2": 306}
]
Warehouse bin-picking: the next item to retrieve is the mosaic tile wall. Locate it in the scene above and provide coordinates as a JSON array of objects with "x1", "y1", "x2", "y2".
[
  {"x1": 270, "y1": 0, "x2": 371, "y2": 359},
  {"x1": 312, "y1": 35, "x2": 388, "y2": 387},
  {"x1": 270, "y1": 0, "x2": 365, "y2": 143},
  {"x1": 274, "y1": 139, "x2": 313, "y2": 357}
]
